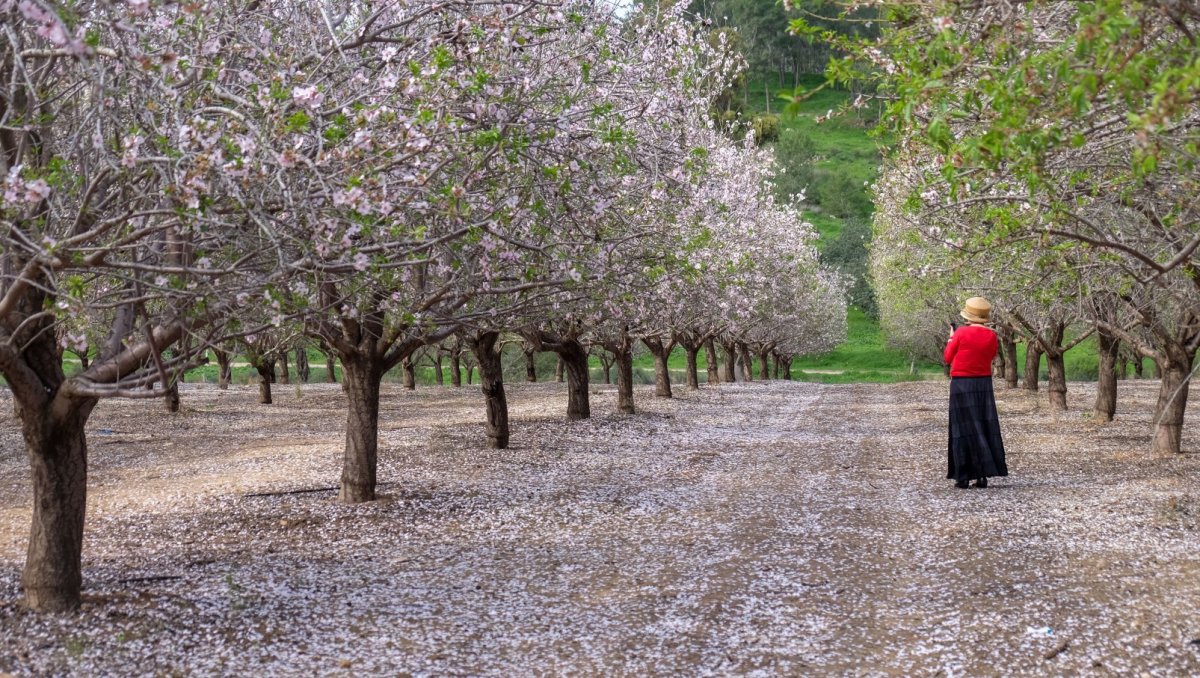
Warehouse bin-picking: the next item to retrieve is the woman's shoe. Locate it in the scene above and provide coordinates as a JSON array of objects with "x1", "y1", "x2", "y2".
[
  {"x1": 972, "y1": 478, "x2": 988, "y2": 488},
  {"x1": 955, "y1": 479, "x2": 970, "y2": 489}
]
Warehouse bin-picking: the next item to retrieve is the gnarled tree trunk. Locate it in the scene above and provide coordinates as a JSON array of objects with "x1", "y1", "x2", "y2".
[
  {"x1": 164, "y1": 380, "x2": 180, "y2": 413},
  {"x1": 683, "y1": 344, "x2": 700, "y2": 390},
  {"x1": 523, "y1": 347, "x2": 537, "y2": 383},
  {"x1": 642, "y1": 336, "x2": 673, "y2": 399},
  {"x1": 1039, "y1": 322, "x2": 1068, "y2": 411},
  {"x1": 215, "y1": 349, "x2": 232, "y2": 390},
  {"x1": 339, "y1": 357, "x2": 382, "y2": 503},
  {"x1": 450, "y1": 351, "x2": 462, "y2": 387},
  {"x1": 253, "y1": 359, "x2": 275, "y2": 404},
  {"x1": 402, "y1": 357, "x2": 416, "y2": 390},
  {"x1": 433, "y1": 354, "x2": 444, "y2": 385},
  {"x1": 1093, "y1": 329, "x2": 1119, "y2": 423},
  {"x1": 720, "y1": 341, "x2": 737, "y2": 383},
  {"x1": 295, "y1": 346, "x2": 310, "y2": 383},
  {"x1": 1023, "y1": 343, "x2": 1041, "y2": 391},
  {"x1": 555, "y1": 356, "x2": 564, "y2": 383},
  {"x1": 278, "y1": 351, "x2": 290, "y2": 385},
  {"x1": 615, "y1": 343, "x2": 635, "y2": 414},
  {"x1": 325, "y1": 352, "x2": 337, "y2": 383},
  {"x1": 738, "y1": 343, "x2": 753, "y2": 382},
  {"x1": 1000, "y1": 325, "x2": 1019, "y2": 389},
  {"x1": 704, "y1": 338, "x2": 719, "y2": 385},
  {"x1": 12, "y1": 289, "x2": 144, "y2": 611},
  {"x1": 471, "y1": 332, "x2": 509, "y2": 449},
  {"x1": 757, "y1": 349, "x2": 771, "y2": 380},
  {"x1": 21, "y1": 397, "x2": 97, "y2": 612},
  {"x1": 1046, "y1": 352, "x2": 1067, "y2": 411},
  {"x1": 559, "y1": 340, "x2": 590, "y2": 419},
  {"x1": 1152, "y1": 349, "x2": 1194, "y2": 455}
]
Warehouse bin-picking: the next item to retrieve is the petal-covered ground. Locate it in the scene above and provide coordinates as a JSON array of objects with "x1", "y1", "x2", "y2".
[{"x1": 1, "y1": 379, "x2": 1199, "y2": 676}]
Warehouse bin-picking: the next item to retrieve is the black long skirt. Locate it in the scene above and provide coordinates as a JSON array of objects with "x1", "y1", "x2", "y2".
[{"x1": 947, "y1": 376, "x2": 1008, "y2": 482}]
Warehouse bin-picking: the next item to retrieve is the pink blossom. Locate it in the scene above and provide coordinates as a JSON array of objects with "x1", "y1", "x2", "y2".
[
  {"x1": 17, "y1": 1, "x2": 50, "y2": 23},
  {"x1": 24, "y1": 179, "x2": 51, "y2": 203},
  {"x1": 121, "y1": 135, "x2": 144, "y2": 168},
  {"x1": 37, "y1": 19, "x2": 68, "y2": 46},
  {"x1": 292, "y1": 85, "x2": 325, "y2": 110}
]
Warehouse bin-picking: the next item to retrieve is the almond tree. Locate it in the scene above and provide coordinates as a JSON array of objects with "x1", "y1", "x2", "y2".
[
  {"x1": 0, "y1": 0, "x2": 329, "y2": 610},
  {"x1": 818, "y1": 0, "x2": 1200, "y2": 451}
]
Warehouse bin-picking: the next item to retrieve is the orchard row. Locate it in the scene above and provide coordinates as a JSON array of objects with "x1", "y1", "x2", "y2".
[{"x1": 0, "y1": 2, "x2": 844, "y2": 611}]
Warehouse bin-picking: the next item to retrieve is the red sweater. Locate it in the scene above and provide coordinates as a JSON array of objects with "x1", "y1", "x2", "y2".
[{"x1": 944, "y1": 325, "x2": 998, "y2": 377}]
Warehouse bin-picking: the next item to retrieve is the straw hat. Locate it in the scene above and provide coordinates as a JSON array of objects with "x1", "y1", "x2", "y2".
[{"x1": 960, "y1": 297, "x2": 992, "y2": 324}]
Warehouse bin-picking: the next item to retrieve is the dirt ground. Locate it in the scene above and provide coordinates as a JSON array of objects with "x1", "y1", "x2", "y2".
[{"x1": 1, "y1": 378, "x2": 1199, "y2": 676}]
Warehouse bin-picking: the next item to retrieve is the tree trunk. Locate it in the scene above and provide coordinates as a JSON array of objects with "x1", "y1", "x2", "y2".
[
  {"x1": 683, "y1": 345, "x2": 700, "y2": 390},
  {"x1": 704, "y1": 337, "x2": 719, "y2": 385},
  {"x1": 255, "y1": 361, "x2": 274, "y2": 404},
  {"x1": 738, "y1": 343, "x2": 753, "y2": 382},
  {"x1": 215, "y1": 349, "x2": 232, "y2": 390},
  {"x1": 524, "y1": 348, "x2": 537, "y2": 383},
  {"x1": 1117, "y1": 354, "x2": 1128, "y2": 380},
  {"x1": 555, "y1": 356, "x2": 564, "y2": 383},
  {"x1": 1046, "y1": 351, "x2": 1067, "y2": 411},
  {"x1": 22, "y1": 398, "x2": 97, "y2": 611},
  {"x1": 1133, "y1": 356, "x2": 1144, "y2": 378},
  {"x1": 278, "y1": 351, "x2": 290, "y2": 385},
  {"x1": 1040, "y1": 322, "x2": 1068, "y2": 410},
  {"x1": 466, "y1": 364, "x2": 475, "y2": 385},
  {"x1": 450, "y1": 352, "x2": 462, "y2": 387},
  {"x1": 434, "y1": 354, "x2": 444, "y2": 385},
  {"x1": 1093, "y1": 330, "x2": 1119, "y2": 423},
  {"x1": 643, "y1": 337, "x2": 673, "y2": 399},
  {"x1": 598, "y1": 352, "x2": 614, "y2": 385},
  {"x1": 295, "y1": 347, "x2": 310, "y2": 383},
  {"x1": 615, "y1": 343, "x2": 635, "y2": 414},
  {"x1": 402, "y1": 357, "x2": 416, "y2": 390},
  {"x1": 1023, "y1": 344, "x2": 1041, "y2": 391},
  {"x1": 472, "y1": 332, "x2": 509, "y2": 449},
  {"x1": 1152, "y1": 350, "x2": 1194, "y2": 455},
  {"x1": 557, "y1": 340, "x2": 591, "y2": 420},
  {"x1": 325, "y1": 353, "x2": 337, "y2": 383},
  {"x1": 1000, "y1": 326, "x2": 1019, "y2": 389},
  {"x1": 339, "y1": 357, "x2": 383, "y2": 503},
  {"x1": 772, "y1": 354, "x2": 782, "y2": 379},
  {"x1": 721, "y1": 341, "x2": 737, "y2": 383},
  {"x1": 757, "y1": 350, "x2": 770, "y2": 380},
  {"x1": 992, "y1": 348, "x2": 1005, "y2": 379},
  {"x1": 164, "y1": 381, "x2": 180, "y2": 413},
  {"x1": 782, "y1": 357, "x2": 793, "y2": 380}
]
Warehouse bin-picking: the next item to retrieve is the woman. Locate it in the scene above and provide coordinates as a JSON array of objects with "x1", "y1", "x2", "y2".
[{"x1": 944, "y1": 297, "x2": 1008, "y2": 489}]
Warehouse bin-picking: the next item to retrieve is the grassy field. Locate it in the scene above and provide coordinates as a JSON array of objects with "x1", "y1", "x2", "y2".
[{"x1": 791, "y1": 308, "x2": 943, "y2": 383}]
